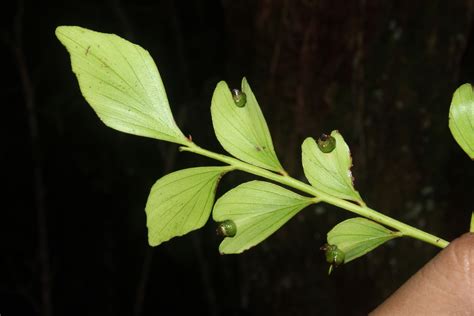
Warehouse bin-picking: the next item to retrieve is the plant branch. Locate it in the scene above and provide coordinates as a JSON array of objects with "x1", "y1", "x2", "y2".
[{"x1": 180, "y1": 142, "x2": 449, "y2": 249}]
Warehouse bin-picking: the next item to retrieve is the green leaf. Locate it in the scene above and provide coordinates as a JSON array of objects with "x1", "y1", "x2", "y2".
[
  {"x1": 56, "y1": 26, "x2": 187, "y2": 144},
  {"x1": 211, "y1": 78, "x2": 285, "y2": 173},
  {"x1": 213, "y1": 181, "x2": 314, "y2": 254},
  {"x1": 470, "y1": 211, "x2": 474, "y2": 233},
  {"x1": 327, "y1": 217, "x2": 401, "y2": 263},
  {"x1": 302, "y1": 131, "x2": 364, "y2": 204},
  {"x1": 449, "y1": 83, "x2": 474, "y2": 159},
  {"x1": 146, "y1": 166, "x2": 231, "y2": 246}
]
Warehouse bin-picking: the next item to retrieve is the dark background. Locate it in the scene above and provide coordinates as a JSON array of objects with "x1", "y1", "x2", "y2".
[{"x1": 2, "y1": 0, "x2": 474, "y2": 315}]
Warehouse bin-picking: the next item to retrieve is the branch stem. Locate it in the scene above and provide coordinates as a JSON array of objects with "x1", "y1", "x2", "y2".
[{"x1": 181, "y1": 142, "x2": 449, "y2": 249}]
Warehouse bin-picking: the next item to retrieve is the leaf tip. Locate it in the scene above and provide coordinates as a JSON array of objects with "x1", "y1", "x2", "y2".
[
  {"x1": 451, "y1": 83, "x2": 473, "y2": 106},
  {"x1": 147, "y1": 234, "x2": 162, "y2": 247},
  {"x1": 215, "y1": 80, "x2": 229, "y2": 90},
  {"x1": 55, "y1": 25, "x2": 83, "y2": 42},
  {"x1": 301, "y1": 136, "x2": 315, "y2": 148},
  {"x1": 55, "y1": 25, "x2": 64, "y2": 37},
  {"x1": 55, "y1": 25, "x2": 69, "y2": 44}
]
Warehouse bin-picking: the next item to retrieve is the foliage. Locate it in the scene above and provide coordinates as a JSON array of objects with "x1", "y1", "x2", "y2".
[
  {"x1": 449, "y1": 83, "x2": 474, "y2": 159},
  {"x1": 57, "y1": 25, "x2": 473, "y2": 273}
]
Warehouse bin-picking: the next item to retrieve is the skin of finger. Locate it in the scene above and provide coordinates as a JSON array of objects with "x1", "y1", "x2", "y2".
[{"x1": 370, "y1": 233, "x2": 474, "y2": 316}]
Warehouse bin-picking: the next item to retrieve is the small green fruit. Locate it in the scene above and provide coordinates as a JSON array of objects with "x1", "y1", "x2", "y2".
[
  {"x1": 321, "y1": 244, "x2": 345, "y2": 274},
  {"x1": 321, "y1": 244, "x2": 345, "y2": 265},
  {"x1": 317, "y1": 134, "x2": 336, "y2": 153},
  {"x1": 216, "y1": 220, "x2": 237, "y2": 237},
  {"x1": 231, "y1": 89, "x2": 247, "y2": 107}
]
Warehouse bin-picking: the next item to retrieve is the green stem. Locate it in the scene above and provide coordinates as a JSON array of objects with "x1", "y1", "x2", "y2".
[{"x1": 181, "y1": 142, "x2": 449, "y2": 249}]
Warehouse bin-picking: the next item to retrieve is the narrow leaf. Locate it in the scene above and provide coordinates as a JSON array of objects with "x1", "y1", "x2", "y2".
[
  {"x1": 56, "y1": 26, "x2": 187, "y2": 144},
  {"x1": 449, "y1": 83, "x2": 474, "y2": 159},
  {"x1": 146, "y1": 166, "x2": 231, "y2": 246},
  {"x1": 327, "y1": 217, "x2": 401, "y2": 263},
  {"x1": 211, "y1": 78, "x2": 284, "y2": 173},
  {"x1": 302, "y1": 131, "x2": 364, "y2": 204},
  {"x1": 213, "y1": 181, "x2": 314, "y2": 254}
]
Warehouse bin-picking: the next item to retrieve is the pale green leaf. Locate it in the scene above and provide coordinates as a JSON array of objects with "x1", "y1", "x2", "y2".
[
  {"x1": 449, "y1": 83, "x2": 474, "y2": 159},
  {"x1": 211, "y1": 78, "x2": 284, "y2": 173},
  {"x1": 327, "y1": 217, "x2": 401, "y2": 263},
  {"x1": 146, "y1": 166, "x2": 231, "y2": 246},
  {"x1": 302, "y1": 131, "x2": 364, "y2": 204},
  {"x1": 56, "y1": 26, "x2": 187, "y2": 144},
  {"x1": 213, "y1": 181, "x2": 314, "y2": 254}
]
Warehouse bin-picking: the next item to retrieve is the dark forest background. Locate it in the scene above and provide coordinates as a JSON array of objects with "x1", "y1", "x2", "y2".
[{"x1": 2, "y1": 0, "x2": 474, "y2": 315}]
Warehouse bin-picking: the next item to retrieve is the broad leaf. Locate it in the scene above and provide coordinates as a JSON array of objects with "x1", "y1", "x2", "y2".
[
  {"x1": 327, "y1": 217, "x2": 401, "y2": 263},
  {"x1": 211, "y1": 78, "x2": 284, "y2": 173},
  {"x1": 302, "y1": 131, "x2": 363, "y2": 204},
  {"x1": 146, "y1": 166, "x2": 231, "y2": 246},
  {"x1": 213, "y1": 181, "x2": 314, "y2": 254},
  {"x1": 449, "y1": 83, "x2": 474, "y2": 159},
  {"x1": 56, "y1": 26, "x2": 187, "y2": 144}
]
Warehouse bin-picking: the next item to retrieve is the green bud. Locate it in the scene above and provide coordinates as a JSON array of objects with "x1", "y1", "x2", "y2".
[
  {"x1": 216, "y1": 220, "x2": 237, "y2": 237},
  {"x1": 317, "y1": 134, "x2": 336, "y2": 153},
  {"x1": 231, "y1": 89, "x2": 247, "y2": 107}
]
